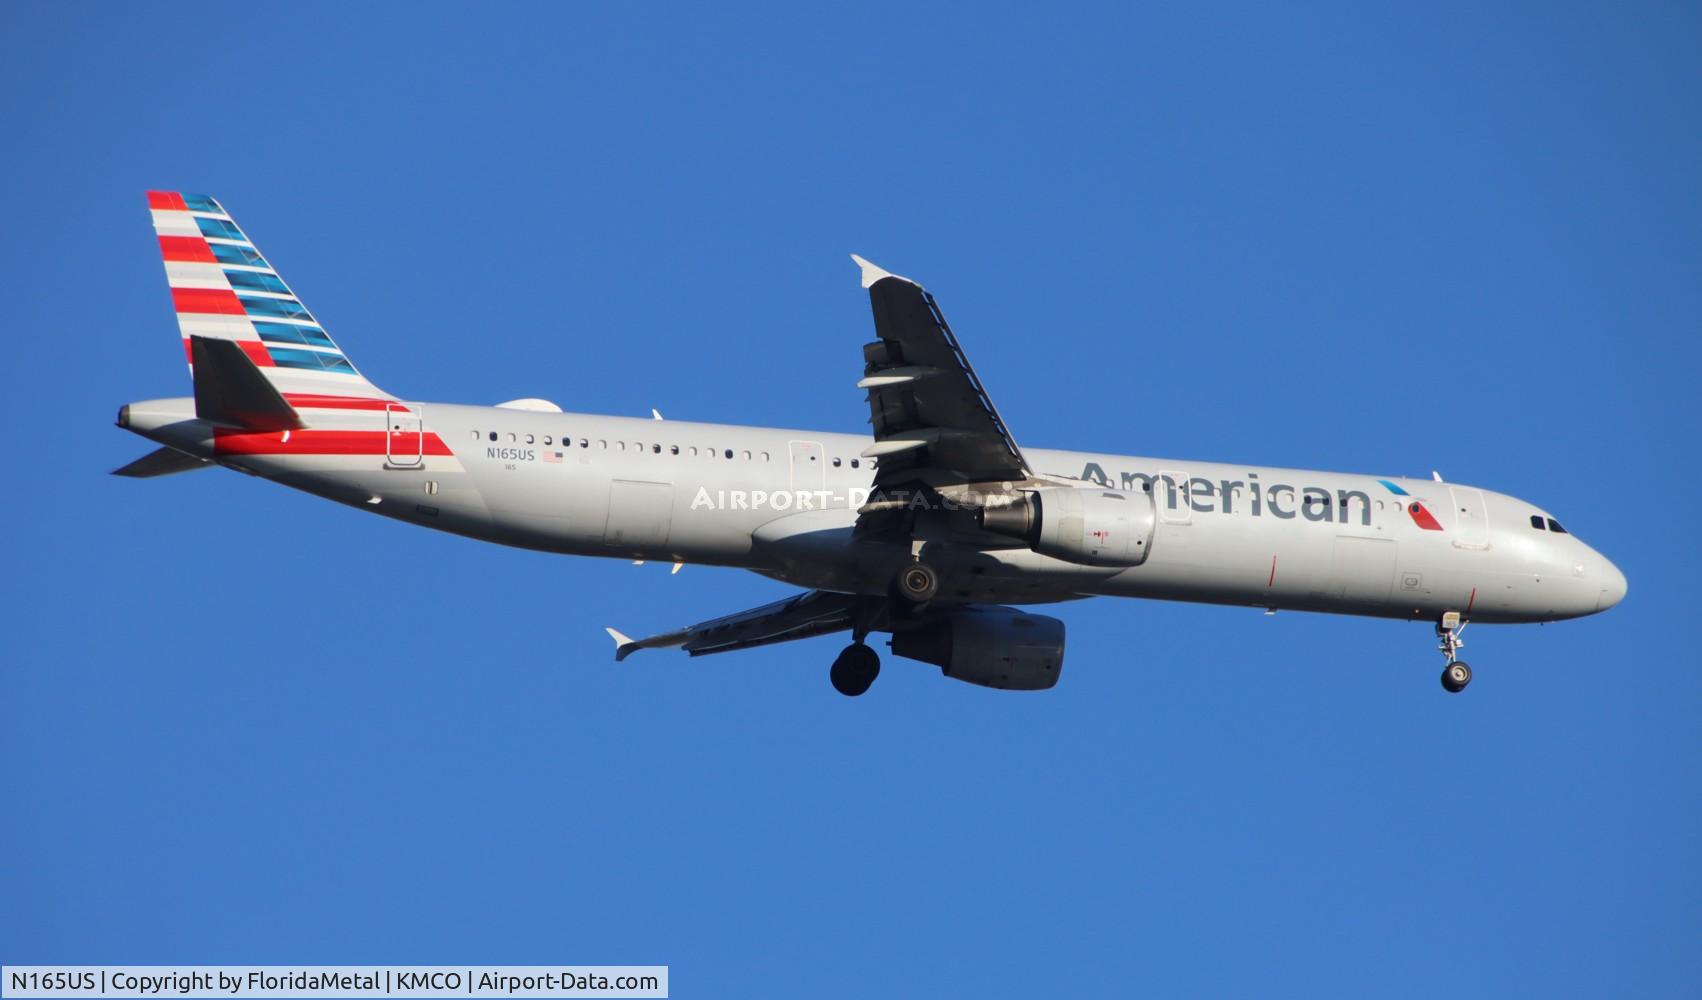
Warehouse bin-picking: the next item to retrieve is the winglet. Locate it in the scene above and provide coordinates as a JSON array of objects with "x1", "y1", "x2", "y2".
[
  {"x1": 850, "y1": 254, "x2": 911, "y2": 289},
  {"x1": 605, "y1": 627, "x2": 640, "y2": 662}
]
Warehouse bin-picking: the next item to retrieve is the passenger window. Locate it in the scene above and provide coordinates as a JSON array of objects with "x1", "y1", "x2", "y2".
[
  {"x1": 724, "y1": 449, "x2": 734, "y2": 459},
  {"x1": 850, "y1": 459, "x2": 859, "y2": 469},
  {"x1": 690, "y1": 447, "x2": 698, "y2": 456},
  {"x1": 1547, "y1": 518, "x2": 1568, "y2": 534},
  {"x1": 525, "y1": 434, "x2": 534, "y2": 444},
  {"x1": 470, "y1": 430, "x2": 481, "y2": 441},
  {"x1": 488, "y1": 432, "x2": 497, "y2": 442},
  {"x1": 543, "y1": 435, "x2": 552, "y2": 445},
  {"x1": 506, "y1": 433, "x2": 516, "y2": 443},
  {"x1": 653, "y1": 444, "x2": 661, "y2": 454},
  {"x1": 743, "y1": 450, "x2": 751, "y2": 460},
  {"x1": 579, "y1": 439, "x2": 588, "y2": 448},
  {"x1": 1530, "y1": 515, "x2": 1546, "y2": 530},
  {"x1": 671, "y1": 445, "x2": 679, "y2": 455},
  {"x1": 762, "y1": 451, "x2": 770, "y2": 461},
  {"x1": 833, "y1": 457, "x2": 842, "y2": 467}
]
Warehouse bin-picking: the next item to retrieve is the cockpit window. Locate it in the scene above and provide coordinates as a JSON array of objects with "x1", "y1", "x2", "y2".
[
  {"x1": 1546, "y1": 518, "x2": 1568, "y2": 534},
  {"x1": 1530, "y1": 515, "x2": 1546, "y2": 530}
]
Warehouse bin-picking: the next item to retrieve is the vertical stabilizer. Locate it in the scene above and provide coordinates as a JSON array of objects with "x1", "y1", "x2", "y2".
[{"x1": 147, "y1": 191, "x2": 392, "y2": 405}]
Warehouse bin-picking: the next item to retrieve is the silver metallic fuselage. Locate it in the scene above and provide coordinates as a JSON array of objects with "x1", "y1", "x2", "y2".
[{"x1": 120, "y1": 397, "x2": 1626, "y2": 626}]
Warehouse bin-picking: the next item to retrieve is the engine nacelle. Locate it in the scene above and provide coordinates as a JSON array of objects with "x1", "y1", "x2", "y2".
[
  {"x1": 978, "y1": 486, "x2": 1154, "y2": 567},
  {"x1": 892, "y1": 606, "x2": 1066, "y2": 691}
]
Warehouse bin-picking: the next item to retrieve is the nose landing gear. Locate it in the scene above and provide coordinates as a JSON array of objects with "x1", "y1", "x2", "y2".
[{"x1": 1437, "y1": 611, "x2": 1471, "y2": 693}]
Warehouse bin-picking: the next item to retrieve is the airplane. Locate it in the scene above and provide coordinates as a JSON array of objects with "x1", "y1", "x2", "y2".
[{"x1": 116, "y1": 192, "x2": 1627, "y2": 696}]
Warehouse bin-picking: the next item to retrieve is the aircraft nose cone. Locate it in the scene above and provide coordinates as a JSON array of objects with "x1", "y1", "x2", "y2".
[{"x1": 1596, "y1": 559, "x2": 1628, "y2": 612}]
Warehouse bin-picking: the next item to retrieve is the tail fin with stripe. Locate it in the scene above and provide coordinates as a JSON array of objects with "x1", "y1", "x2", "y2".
[{"x1": 147, "y1": 191, "x2": 391, "y2": 404}]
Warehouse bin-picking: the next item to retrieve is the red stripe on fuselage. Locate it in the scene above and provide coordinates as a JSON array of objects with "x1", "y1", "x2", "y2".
[
  {"x1": 159, "y1": 236, "x2": 215, "y2": 262},
  {"x1": 282, "y1": 394, "x2": 402, "y2": 412},
  {"x1": 147, "y1": 191, "x2": 187, "y2": 211},
  {"x1": 214, "y1": 429, "x2": 453, "y2": 457},
  {"x1": 171, "y1": 287, "x2": 244, "y2": 315}
]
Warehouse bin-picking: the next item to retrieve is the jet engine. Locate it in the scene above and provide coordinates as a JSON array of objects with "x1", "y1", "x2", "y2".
[
  {"x1": 892, "y1": 606, "x2": 1066, "y2": 691},
  {"x1": 977, "y1": 487, "x2": 1155, "y2": 567}
]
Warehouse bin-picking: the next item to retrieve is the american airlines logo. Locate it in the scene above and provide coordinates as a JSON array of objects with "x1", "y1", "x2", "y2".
[{"x1": 1077, "y1": 463, "x2": 1444, "y2": 530}]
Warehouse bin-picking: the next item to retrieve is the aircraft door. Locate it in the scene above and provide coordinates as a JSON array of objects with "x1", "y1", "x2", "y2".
[
  {"x1": 1449, "y1": 486, "x2": 1490, "y2": 549},
  {"x1": 789, "y1": 440, "x2": 826, "y2": 496},
  {"x1": 385, "y1": 403, "x2": 423, "y2": 468},
  {"x1": 605, "y1": 479, "x2": 673, "y2": 550}
]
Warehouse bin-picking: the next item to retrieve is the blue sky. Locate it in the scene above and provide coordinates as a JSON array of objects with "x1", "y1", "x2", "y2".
[{"x1": 2, "y1": 3, "x2": 1697, "y2": 996}]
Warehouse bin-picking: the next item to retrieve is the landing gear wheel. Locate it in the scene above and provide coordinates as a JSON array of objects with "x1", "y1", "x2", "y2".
[
  {"x1": 830, "y1": 643, "x2": 881, "y2": 697},
  {"x1": 1435, "y1": 613, "x2": 1472, "y2": 693},
  {"x1": 894, "y1": 562, "x2": 940, "y2": 604}
]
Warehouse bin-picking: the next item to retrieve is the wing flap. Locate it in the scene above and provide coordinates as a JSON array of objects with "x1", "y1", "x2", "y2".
[{"x1": 605, "y1": 590, "x2": 859, "y2": 661}]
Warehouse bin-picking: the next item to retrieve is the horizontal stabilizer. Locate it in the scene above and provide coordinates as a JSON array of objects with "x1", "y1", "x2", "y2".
[
  {"x1": 191, "y1": 335, "x2": 305, "y2": 431},
  {"x1": 111, "y1": 446, "x2": 211, "y2": 478}
]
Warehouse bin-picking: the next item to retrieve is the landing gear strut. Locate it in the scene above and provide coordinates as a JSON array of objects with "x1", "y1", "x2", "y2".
[
  {"x1": 830, "y1": 642, "x2": 881, "y2": 697},
  {"x1": 1437, "y1": 611, "x2": 1472, "y2": 693}
]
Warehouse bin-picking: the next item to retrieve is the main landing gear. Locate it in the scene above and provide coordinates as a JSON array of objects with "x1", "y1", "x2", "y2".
[
  {"x1": 893, "y1": 560, "x2": 940, "y2": 605},
  {"x1": 1437, "y1": 611, "x2": 1472, "y2": 693},
  {"x1": 828, "y1": 563, "x2": 940, "y2": 697},
  {"x1": 830, "y1": 642, "x2": 880, "y2": 697}
]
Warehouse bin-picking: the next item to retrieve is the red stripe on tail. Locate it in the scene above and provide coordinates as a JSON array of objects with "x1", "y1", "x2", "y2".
[
  {"x1": 147, "y1": 191, "x2": 187, "y2": 211},
  {"x1": 236, "y1": 341, "x2": 275, "y2": 367},
  {"x1": 172, "y1": 288, "x2": 245, "y2": 315},
  {"x1": 182, "y1": 338, "x2": 274, "y2": 367},
  {"x1": 159, "y1": 236, "x2": 216, "y2": 263}
]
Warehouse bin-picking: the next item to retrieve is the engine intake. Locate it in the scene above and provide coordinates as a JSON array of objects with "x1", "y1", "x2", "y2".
[
  {"x1": 979, "y1": 487, "x2": 1154, "y2": 567},
  {"x1": 892, "y1": 606, "x2": 1066, "y2": 691}
]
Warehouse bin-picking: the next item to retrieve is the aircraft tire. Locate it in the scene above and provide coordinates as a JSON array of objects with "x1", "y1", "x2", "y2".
[
  {"x1": 1441, "y1": 661, "x2": 1473, "y2": 693},
  {"x1": 830, "y1": 643, "x2": 880, "y2": 697},
  {"x1": 894, "y1": 562, "x2": 940, "y2": 604}
]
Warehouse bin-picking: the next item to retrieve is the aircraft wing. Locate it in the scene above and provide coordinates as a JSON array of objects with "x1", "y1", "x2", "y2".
[
  {"x1": 605, "y1": 590, "x2": 859, "y2": 661},
  {"x1": 852, "y1": 256, "x2": 1032, "y2": 492}
]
